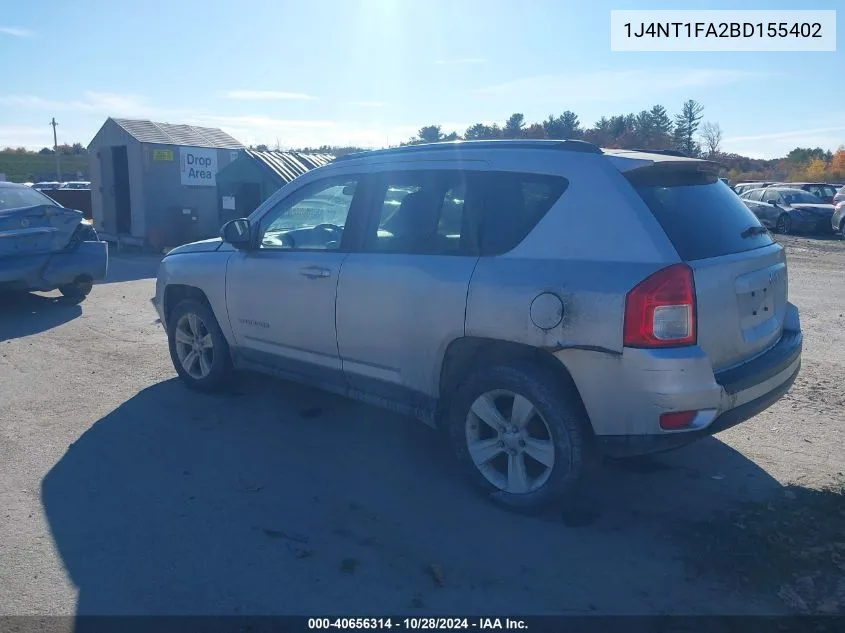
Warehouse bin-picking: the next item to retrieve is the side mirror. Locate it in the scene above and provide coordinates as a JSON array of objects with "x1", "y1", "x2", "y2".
[
  {"x1": 221, "y1": 218, "x2": 252, "y2": 249},
  {"x1": 770, "y1": 200, "x2": 779, "y2": 206}
]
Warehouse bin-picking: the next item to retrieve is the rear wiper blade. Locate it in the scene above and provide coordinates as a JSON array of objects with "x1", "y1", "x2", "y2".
[{"x1": 741, "y1": 225, "x2": 769, "y2": 238}]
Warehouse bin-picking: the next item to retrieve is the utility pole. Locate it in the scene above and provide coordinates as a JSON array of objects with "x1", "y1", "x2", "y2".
[{"x1": 50, "y1": 117, "x2": 62, "y2": 181}]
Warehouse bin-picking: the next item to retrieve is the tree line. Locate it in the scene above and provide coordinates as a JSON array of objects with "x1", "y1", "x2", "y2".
[
  {"x1": 409, "y1": 99, "x2": 712, "y2": 158},
  {"x1": 4, "y1": 99, "x2": 844, "y2": 184},
  {"x1": 2, "y1": 143, "x2": 89, "y2": 156}
]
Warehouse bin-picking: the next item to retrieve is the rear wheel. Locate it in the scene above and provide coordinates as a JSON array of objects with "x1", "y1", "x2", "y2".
[
  {"x1": 839, "y1": 219, "x2": 845, "y2": 239},
  {"x1": 59, "y1": 276, "x2": 93, "y2": 302},
  {"x1": 167, "y1": 298, "x2": 232, "y2": 392},
  {"x1": 776, "y1": 214, "x2": 791, "y2": 234},
  {"x1": 446, "y1": 363, "x2": 590, "y2": 511}
]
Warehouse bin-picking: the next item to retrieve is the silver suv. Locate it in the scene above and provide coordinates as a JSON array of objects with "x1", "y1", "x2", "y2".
[{"x1": 153, "y1": 140, "x2": 802, "y2": 510}]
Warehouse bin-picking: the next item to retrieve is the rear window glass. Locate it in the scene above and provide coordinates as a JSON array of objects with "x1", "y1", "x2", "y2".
[
  {"x1": 629, "y1": 170, "x2": 774, "y2": 261},
  {"x1": 781, "y1": 190, "x2": 822, "y2": 205},
  {"x1": 0, "y1": 186, "x2": 58, "y2": 211}
]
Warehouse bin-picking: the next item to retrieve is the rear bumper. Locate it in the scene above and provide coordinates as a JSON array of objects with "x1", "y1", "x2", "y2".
[
  {"x1": 597, "y1": 353, "x2": 800, "y2": 458},
  {"x1": 793, "y1": 214, "x2": 834, "y2": 234},
  {"x1": 562, "y1": 303, "x2": 803, "y2": 458},
  {"x1": 0, "y1": 241, "x2": 108, "y2": 291}
]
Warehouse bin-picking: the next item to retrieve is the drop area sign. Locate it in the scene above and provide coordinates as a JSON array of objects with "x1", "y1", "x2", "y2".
[{"x1": 180, "y1": 147, "x2": 217, "y2": 186}]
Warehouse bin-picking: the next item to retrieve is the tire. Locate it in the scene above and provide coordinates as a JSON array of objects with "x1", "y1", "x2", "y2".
[
  {"x1": 839, "y1": 219, "x2": 845, "y2": 240},
  {"x1": 167, "y1": 298, "x2": 232, "y2": 392},
  {"x1": 446, "y1": 363, "x2": 590, "y2": 511},
  {"x1": 776, "y1": 214, "x2": 791, "y2": 235},
  {"x1": 59, "y1": 277, "x2": 93, "y2": 302}
]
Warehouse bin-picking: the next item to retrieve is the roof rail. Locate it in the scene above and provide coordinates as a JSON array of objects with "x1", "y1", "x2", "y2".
[{"x1": 336, "y1": 139, "x2": 602, "y2": 161}]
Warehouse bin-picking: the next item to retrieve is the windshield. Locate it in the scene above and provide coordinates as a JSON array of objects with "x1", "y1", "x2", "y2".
[
  {"x1": 0, "y1": 186, "x2": 59, "y2": 211},
  {"x1": 781, "y1": 190, "x2": 825, "y2": 205}
]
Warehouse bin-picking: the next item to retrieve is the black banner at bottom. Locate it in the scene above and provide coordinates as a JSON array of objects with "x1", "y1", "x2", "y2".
[{"x1": 1, "y1": 616, "x2": 843, "y2": 633}]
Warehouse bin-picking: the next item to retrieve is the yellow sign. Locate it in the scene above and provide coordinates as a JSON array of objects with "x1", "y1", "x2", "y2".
[{"x1": 153, "y1": 149, "x2": 174, "y2": 161}]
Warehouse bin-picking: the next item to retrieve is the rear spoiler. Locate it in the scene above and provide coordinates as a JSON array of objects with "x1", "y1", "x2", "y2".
[{"x1": 603, "y1": 149, "x2": 721, "y2": 175}]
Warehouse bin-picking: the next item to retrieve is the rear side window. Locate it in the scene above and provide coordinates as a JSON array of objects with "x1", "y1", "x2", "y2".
[
  {"x1": 480, "y1": 172, "x2": 569, "y2": 255},
  {"x1": 364, "y1": 170, "x2": 482, "y2": 255},
  {"x1": 763, "y1": 189, "x2": 781, "y2": 203},
  {"x1": 630, "y1": 170, "x2": 774, "y2": 261}
]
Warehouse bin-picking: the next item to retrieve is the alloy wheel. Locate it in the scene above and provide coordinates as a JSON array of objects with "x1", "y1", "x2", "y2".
[
  {"x1": 465, "y1": 389, "x2": 555, "y2": 494},
  {"x1": 174, "y1": 313, "x2": 215, "y2": 379}
]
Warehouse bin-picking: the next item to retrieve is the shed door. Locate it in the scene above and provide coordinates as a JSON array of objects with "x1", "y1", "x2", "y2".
[
  {"x1": 97, "y1": 146, "x2": 116, "y2": 233},
  {"x1": 111, "y1": 146, "x2": 132, "y2": 234},
  {"x1": 238, "y1": 182, "x2": 263, "y2": 215}
]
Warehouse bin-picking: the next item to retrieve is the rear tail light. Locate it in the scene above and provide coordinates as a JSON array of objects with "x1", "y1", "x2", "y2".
[
  {"x1": 660, "y1": 411, "x2": 697, "y2": 430},
  {"x1": 624, "y1": 263, "x2": 697, "y2": 348}
]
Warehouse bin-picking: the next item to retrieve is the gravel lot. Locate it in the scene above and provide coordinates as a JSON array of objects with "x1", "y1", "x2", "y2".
[{"x1": 1, "y1": 236, "x2": 843, "y2": 616}]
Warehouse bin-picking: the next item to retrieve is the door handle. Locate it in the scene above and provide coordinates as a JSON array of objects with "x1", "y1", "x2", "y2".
[{"x1": 299, "y1": 265, "x2": 331, "y2": 279}]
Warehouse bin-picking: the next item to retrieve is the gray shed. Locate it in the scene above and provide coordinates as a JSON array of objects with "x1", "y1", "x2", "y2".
[
  {"x1": 216, "y1": 150, "x2": 334, "y2": 225},
  {"x1": 88, "y1": 118, "x2": 244, "y2": 250}
]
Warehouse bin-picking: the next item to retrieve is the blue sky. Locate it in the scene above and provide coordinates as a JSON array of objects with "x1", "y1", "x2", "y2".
[{"x1": 1, "y1": 0, "x2": 842, "y2": 158}]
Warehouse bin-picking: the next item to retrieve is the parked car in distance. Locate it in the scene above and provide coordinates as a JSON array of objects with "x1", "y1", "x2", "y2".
[
  {"x1": 0, "y1": 181, "x2": 107, "y2": 300},
  {"x1": 734, "y1": 181, "x2": 774, "y2": 196},
  {"x1": 832, "y1": 185, "x2": 845, "y2": 208},
  {"x1": 21, "y1": 182, "x2": 34, "y2": 188},
  {"x1": 31, "y1": 181, "x2": 62, "y2": 191},
  {"x1": 740, "y1": 186, "x2": 836, "y2": 234},
  {"x1": 153, "y1": 140, "x2": 802, "y2": 510},
  {"x1": 58, "y1": 181, "x2": 91, "y2": 190},
  {"x1": 832, "y1": 201, "x2": 845, "y2": 238},
  {"x1": 772, "y1": 182, "x2": 839, "y2": 204}
]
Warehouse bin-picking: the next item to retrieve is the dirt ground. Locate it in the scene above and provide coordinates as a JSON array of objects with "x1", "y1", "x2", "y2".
[{"x1": 0, "y1": 236, "x2": 843, "y2": 616}]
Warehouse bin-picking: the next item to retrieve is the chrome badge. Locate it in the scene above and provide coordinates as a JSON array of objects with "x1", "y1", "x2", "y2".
[
  {"x1": 769, "y1": 270, "x2": 784, "y2": 286},
  {"x1": 20, "y1": 218, "x2": 30, "y2": 228}
]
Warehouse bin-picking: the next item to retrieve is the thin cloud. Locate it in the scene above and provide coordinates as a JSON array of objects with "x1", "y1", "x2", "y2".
[
  {"x1": 190, "y1": 114, "x2": 335, "y2": 130},
  {"x1": 435, "y1": 58, "x2": 485, "y2": 65},
  {"x1": 0, "y1": 92, "x2": 155, "y2": 115},
  {"x1": 476, "y1": 68, "x2": 766, "y2": 104},
  {"x1": 0, "y1": 26, "x2": 35, "y2": 37},
  {"x1": 349, "y1": 101, "x2": 390, "y2": 108},
  {"x1": 223, "y1": 90, "x2": 316, "y2": 101},
  {"x1": 725, "y1": 126, "x2": 845, "y2": 143},
  {"x1": 0, "y1": 125, "x2": 53, "y2": 148}
]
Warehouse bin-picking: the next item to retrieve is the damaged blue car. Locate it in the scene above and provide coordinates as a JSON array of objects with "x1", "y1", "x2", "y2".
[{"x1": 0, "y1": 181, "x2": 107, "y2": 301}]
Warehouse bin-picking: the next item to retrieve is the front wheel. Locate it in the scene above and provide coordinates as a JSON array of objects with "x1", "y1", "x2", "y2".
[
  {"x1": 776, "y1": 214, "x2": 791, "y2": 235},
  {"x1": 167, "y1": 298, "x2": 232, "y2": 392},
  {"x1": 446, "y1": 364, "x2": 590, "y2": 511}
]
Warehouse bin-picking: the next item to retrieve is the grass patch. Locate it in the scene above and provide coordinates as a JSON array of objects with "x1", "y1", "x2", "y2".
[{"x1": 682, "y1": 480, "x2": 845, "y2": 614}]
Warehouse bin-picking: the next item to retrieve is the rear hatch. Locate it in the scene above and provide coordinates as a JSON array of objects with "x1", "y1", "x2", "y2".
[
  {"x1": 625, "y1": 162, "x2": 787, "y2": 372},
  {"x1": 0, "y1": 204, "x2": 83, "y2": 257}
]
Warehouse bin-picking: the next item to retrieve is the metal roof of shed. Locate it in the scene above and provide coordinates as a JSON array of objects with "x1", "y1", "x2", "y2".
[
  {"x1": 111, "y1": 118, "x2": 244, "y2": 149},
  {"x1": 246, "y1": 150, "x2": 334, "y2": 184}
]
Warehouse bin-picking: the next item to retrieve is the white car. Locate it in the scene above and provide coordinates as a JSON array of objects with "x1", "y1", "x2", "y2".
[
  {"x1": 32, "y1": 181, "x2": 61, "y2": 191},
  {"x1": 58, "y1": 181, "x2": 91, "y2": 190}
]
